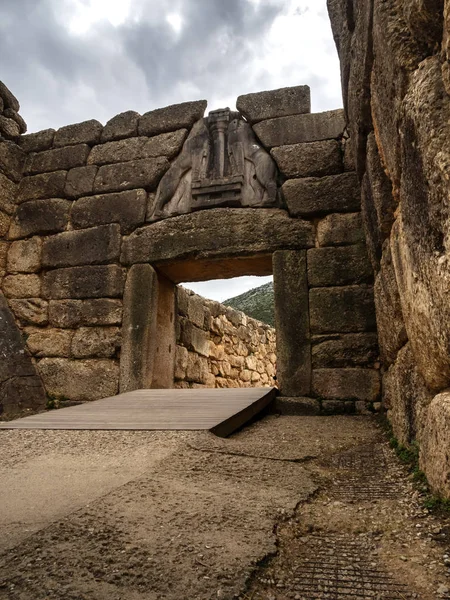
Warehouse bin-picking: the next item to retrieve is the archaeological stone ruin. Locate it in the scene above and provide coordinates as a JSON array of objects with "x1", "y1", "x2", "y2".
[{"x1": 2, "y1": 0, "x2": 450, "y2": 499}]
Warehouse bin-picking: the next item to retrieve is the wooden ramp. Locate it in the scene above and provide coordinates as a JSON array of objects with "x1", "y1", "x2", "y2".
[{"x1": 0, "y1": 387, "x2": 276, "y2": 438}]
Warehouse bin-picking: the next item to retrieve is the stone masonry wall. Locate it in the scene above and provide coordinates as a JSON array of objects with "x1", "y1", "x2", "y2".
[
  {"x1": 0, "y1": 81, "x2": 380, "y2": 414},
  {"x1": 174, "y1": 287, "x2": 276, "y2": 389},
  {"x1": 327, "y1": 0, "x2": 450, "y2": 495}
]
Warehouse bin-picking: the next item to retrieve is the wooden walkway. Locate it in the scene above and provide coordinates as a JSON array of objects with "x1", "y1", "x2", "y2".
[{"x1": 0, "y1": 388, "x2": 276, "y2": 437}]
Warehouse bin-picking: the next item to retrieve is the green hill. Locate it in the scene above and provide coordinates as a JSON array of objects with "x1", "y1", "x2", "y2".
[{"x1": 224, "y1": 281, "x2": 275, "y2": 327}]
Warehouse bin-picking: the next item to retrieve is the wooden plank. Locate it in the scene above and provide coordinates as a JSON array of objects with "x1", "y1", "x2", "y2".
[{"x1": 0, "y1": 388, "x2": 276, "y2": 437}]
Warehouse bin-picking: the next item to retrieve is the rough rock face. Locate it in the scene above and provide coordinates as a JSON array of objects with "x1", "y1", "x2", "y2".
[{"x1": 327, "y1": 0, "x2": 450, "y2": 495}]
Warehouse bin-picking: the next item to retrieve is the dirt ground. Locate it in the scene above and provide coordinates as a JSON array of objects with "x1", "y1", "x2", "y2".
[{"x1": 0, "y1": 414, "x2": 449, "y2": 599}]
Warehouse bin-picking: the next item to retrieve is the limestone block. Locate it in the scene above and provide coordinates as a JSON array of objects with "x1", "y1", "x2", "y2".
[
  {"x1": 16, "y1": 171, "x2": 67, "y2": 203},
  {"x1": 19, "y1": 129, "x2": 55, "y2": 153},
  {"x1": 383, "y1": 344, "x2": 432, "y2": 445},
  {"x1": 225, "y1": 307, "x2": 243, "y2": 327},
  {"x1": 0, "y1": 211, "x2": 10, "y2": 237},
  {"x1": 312, "y1": 333, "x2": 379, "y2": 368},
  {"x1": 42, "y1": 265, "x2": 125, "y2": 299},
  {"x1": 3, "y1": 108, "x2": 27, "y2": 134},
  {"x1": 37, "y1": 358, "x2": 119, "y2": 401},
  {"x1": 316, "y1": 213, "x2": 365, "y2": 247},
  {"x1": 219, "y1": 360, "x2": 232, "y2": 377},
  {"x1": 283, "y1": 172, "x2": 360, "y2": 217},
  {"x1": 94, "y1": 157, "x2": 169, "y2": 194},
  {"x1": 101, "y1": 111, "x2": 140, "y2": 142},
  {"x1": 0, "y1": 81, "x2": 20, "y2": 111},
  {"x1": 271, "y1": 140, "x2": 342, "y2": 178},
  {"x1": 273, "y1": 250, "x2": 310, "y2": 396},
  {"x1": 236, "y1": 86, "x2": 310, "y2": 124},
  {"x1": 53, "y1": 120, "x2": 103, "y2": 147},
  {"x1": 0, "y1": 115, "x2": 20, "y2": 139},
  {"x1": 180, "y1": 320, "x2": 210, "y2": 357},
  {"x1": 72, "y1": 326, "x2": 121, "y2": 358},
  {"x1": 229, "y1": 355, "x2": 244, "y2": 369},
  {"x1": 275, "y1": 396, "x2": 321, "y2": 415},
  {"x1": 25, "y1": 327, "x2": 73, "y2": 357},
  {"x1": 0, "y1": 241, "x2": 7, "y2": 270},
  {"x1": 8, "y1": 298, "x2": 48, "y2": 326},
  {"x1": 0, "y1": 141, "x2": 26, "y2": 183},
  {"x1": 138, "y1": 100, "x2": 207, "y2": 137},
  {"x1": 3, "y1": 274, "x2": 41, "y2": 298},
  {"x1": 186, "y1": 352, "x2": 209, "y2": 383},
  {"x1": 48, "y1": 300, "x2": 83, "y2": 328},
  {"x1": 42, "y1": 224, "x2": 121, "y2": 268},
  {"x1": 313, "y1": 368, "x2": 380, "y2": 402},
  {"x1": 309, "y1": 286, "x2": 376, "y2": 334},
  {"x1": 72, "y1": 189, "x2": 146, "y2": 234},
  {"x1": 176, "y1": 286, "x2": 190, "y2": 316},
  {"x1": 374, "y1": 241, "x2": 407, "y2": 365},
  {"x1": 7, "y1": 237, "x2": 42, "y2": 273},
  {"x1": 27, "y1": 144, "x2": 90, "y2": 174},
  {"x1": 0, "y1": 172, "x2": 17, "y2": 214},
  {"x1": 240, "y1": 369, "x2": 252, "y2": 382},
  {"x1": 208, "y1": 342, "x2": 225, "y2": 360},
  {"x1": 253, "y1": 109, "x2": 346, "y2": 148},
  {"x1": 245, "y1": 355, "x2": 257, "y2": 371},
  {"x1": 8, "y1": 199, "x2": 71, "y2": 240},
  {"x1": 421, "y1": 391, "x2": 450, "y2": 497},
  {"x1": 187, "y1": 295, "x2": 206, "y2": 329},
  {"x1": 88, "y1": 130, "x2": 187, "y2": 165},
  {"x1": 307, "y1": 245, "x2": 372, "y2": 287},
  {"x1": 175, "y1": 344, "x2": 188, "y2": 379},
  {"x1": 121, "y1": 208, "x2": 314, "y2": 265},
  {"x1": 251, "y1": 371, "x2": 261, "y2": 382},
  {"x1": 80, "y1": 299, "x2": 123, "y2": 326},
  {"x1": 65, "y1": 165, "x2": 98, "y2": 198}
]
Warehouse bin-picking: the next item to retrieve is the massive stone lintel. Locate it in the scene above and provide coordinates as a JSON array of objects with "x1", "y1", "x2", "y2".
[{"x1": 148, "y1": 109, "x2": 280, "y2": 222}]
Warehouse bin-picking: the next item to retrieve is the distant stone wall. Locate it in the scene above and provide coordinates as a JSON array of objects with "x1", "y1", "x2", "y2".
[{"x1": 174, "y1": 287, "x2": 276, "y2": 389}]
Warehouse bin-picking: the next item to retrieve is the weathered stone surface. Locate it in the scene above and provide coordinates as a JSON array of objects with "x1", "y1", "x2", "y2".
[
  {"x1": 0, "y1": 81, "x2": 20, "y2": 112},
  {"x1": 2, "y1": 274, "x2": 41, "y2": 298},
  {"x1": 8, "y1": 199, "x2": 71, "y2": 240},
  {"x1": 421, "y1": 391, "x2": 450, "y2": 497},
  {"x1": 0, "y1": 141, "x2": 25, "y2": 183},
  {"x1": 283, "y1": 172, "x2": 360, "y2": 217},
  {"x1": 17, "y1": 170, "x2": 67, "y2": 203},
  {"x1": 0, "y1": 211, "x2": 10, "y2": 237},
  {"x1": 312, "y1": 333, "x2": 379, "y2": 368},
  {"x1": 120, "y1": 264, "x2": 158, "y2": 392},
  {"x1": 27, "y1": 144, "x2": 90, "y2": 175},
  {"x1": 48, "y1": 299, "x2": 122, "y2": 328},
  {"x1": 186, "y1": 352, "x2": 209, "y2": 384},
  {"x1": 3, "y1": 108, "x2": 27, "y2": 134},
  {"x1": 94, "y1": 157, "x2": 169, "y2": 194},
  {"x1": 53, "y1": 120, "x2": 103, "y2": 147},
  {"x1": 25, "y1": 328, "x2": 73, "y2": 357},
  {"x1": 374, "y1": 241, "x2": 407, "y2": 365},
  {"x1": 180, "y1": 319, "x2": 209, "y2": 357},
  {"x1": 187, "y1": 295, "x2": 206, "y2": 329},
  {"x1": 101, "y1": 111, "x2": 140, "y2": 142},
  {"x1": 313, "y1": 368, "x2": 380, "y2": 402},
  {"x1": 271, "y1": 140, "x2": 343, "y2": 178},
  {"x1": 307, "y1": 245, "x2": 372, "y2": 287},
  {"x1": 383, "y1": 344, "x2": 432, "y2": 445},
  {"x1": 65, "y1": 165, "x2": 98, "y2": 198},
  {"x1": 236, "y1": 86, "x2": 311, "y2": 124},
  {"x1": 138, "y1": 100, "x2": 207, "y2": 137},
  {"x1": 274, "y1": 396, "x2": 321, "y2": 415},
  {"x1": 42, "y1": 265, "x2": 125, "y2": 299},
  {"x1": 71, "y1": 189, "x2": 146, "y2": 234},
  {"x1": 37, "y1": 358, "x2": 119, "y2": 401},
  {"x1": 174, "y1": 344, "x2": 189, "y2": 380},
  {"x1": 19, "y1": 129, "x2": 55, "y2": 153},
  {"x1": 316, "y1": 213, "x2": 365, "y2": 247},
  {"x1": 122, "y1": 208, "x2": 314, "y2": 265},
  {"x1": 42, "y1": 224, "x2": 121, "y2": 268},
  {"x1": 0, "y1": 172, "x2": 17, "y2": 214},
  {"x1": 310, "y1": 285, "x2": 376, "y2": 334},
  {"x1": 7, "y1": 237, "x2": 42, "y2": 273},
  {"x1": 72, "y1": 327, "x2": 121, "y2": 358},
  {"x1": 273, "y1": 250, "x2": 311, "y2": 396},
  {"x1": 253, "y1": 109, "x2": 346, "y2": 148},
  {"x1": 0, "y1": 115, "x2": 20, "y2": 139},
  {"x1": 88, "y1": 130, "x2": 187, "y2": 165},
  {"x1": 8, "y1": 298, "x2": 48, "y2": 326}
]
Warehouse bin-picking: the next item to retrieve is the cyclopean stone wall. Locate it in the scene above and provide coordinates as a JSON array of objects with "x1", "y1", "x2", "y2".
[
  {"x1": 0, "y1": 82, "x2": 46, "y2": 416},
  {"x1": 326, "y1": 1, "x2": 450, "y2": 494},
  {"x1": 174, "y1": 287, "x2": 276, "y2": 389},
  {"x1": 0, "y1": 81, "x2": 380, "y2": 415}
]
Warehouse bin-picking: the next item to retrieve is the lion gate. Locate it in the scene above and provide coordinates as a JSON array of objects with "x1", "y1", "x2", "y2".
[{"x1": 0, "y1": 83, "x2": 380, "y2": 416}]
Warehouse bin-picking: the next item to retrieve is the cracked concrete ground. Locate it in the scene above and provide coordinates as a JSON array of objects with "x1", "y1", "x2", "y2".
[{"x1": 0, "y1": 414, "x2": 449, "y2": 599}]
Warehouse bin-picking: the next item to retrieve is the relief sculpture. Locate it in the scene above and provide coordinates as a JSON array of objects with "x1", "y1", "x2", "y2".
[{"x1": 149, "y1": 108, "x2": 279, "y2": 221}]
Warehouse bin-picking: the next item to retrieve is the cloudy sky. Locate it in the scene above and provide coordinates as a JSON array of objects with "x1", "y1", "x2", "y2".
[{"x1": 0, "y1": 0, "x2": 342, "y2": 302}]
